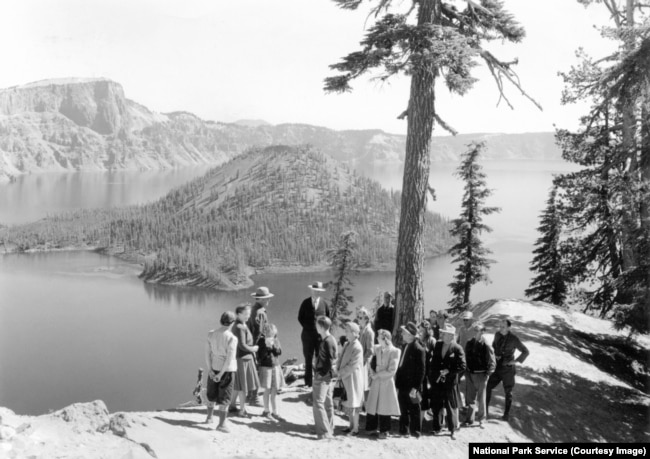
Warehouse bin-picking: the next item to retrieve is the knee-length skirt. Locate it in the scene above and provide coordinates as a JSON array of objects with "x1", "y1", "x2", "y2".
[{"x1": 234, "y1": 358, "x2": 260, "y2": 392}]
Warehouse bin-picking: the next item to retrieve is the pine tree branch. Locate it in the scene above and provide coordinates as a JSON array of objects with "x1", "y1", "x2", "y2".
[
  {"x1": 480, "y1": 49, "x2": 543, "y2": 111},
  {"x1": 434, "y1": 113, "x2": 458, "y2": 135}
]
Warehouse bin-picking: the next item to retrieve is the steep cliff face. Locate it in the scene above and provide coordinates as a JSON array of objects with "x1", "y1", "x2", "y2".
[
  {"x1": 0, "y1": 78, "x2": 133, "y2": 135},
  {"x1": 0, "y1": 78, "x2": 563, "y2": 182}
]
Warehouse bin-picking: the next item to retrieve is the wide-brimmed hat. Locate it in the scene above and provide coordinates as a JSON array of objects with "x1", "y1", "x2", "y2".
[
  {"x1": 439, "y1": 324, "x2": 456, "y2": 336},
  {"x1": 251, "y1": 286, "x2": 274, "y2": 299},
  {"x1": 308, "y1": 281, "x2": 326, "y2": 292},
  {"x1": 461, "y1": 311, "x2": 474, "y2": 320},
  {"x1": 400, "y1": 321, "x2": 418, "y2": 337}
]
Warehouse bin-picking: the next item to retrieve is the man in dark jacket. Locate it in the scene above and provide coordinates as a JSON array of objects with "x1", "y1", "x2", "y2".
[
  {"x1": 429, "y1": 323, "x2": 466, "y2": 439},
  {"x1": 373, "y1": 292, "x2": 395, "y2": 340},
  {"x1": 395, "y1": 321, "x2": 426, "y2": 438},
  {"x1": 463, "y1": 322, "x2": 495, "y2": 426},
  {"x1": 298, "y1": 282, "x2": 331, "y2": 388},
  {"x1": 312, "y1": 316, "x2": 338, "y2": 440},
  {"x1": 486, "y1": 317, "x2": 530, "y2": 421}
]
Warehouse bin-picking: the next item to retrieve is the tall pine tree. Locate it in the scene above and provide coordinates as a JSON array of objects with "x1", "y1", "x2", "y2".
[
  {"x1": 526, "y1": 182, "x2": 568, "y2": 306},
  {"x1": 448, "y1": 141, "x2": 500, "y2": 310},
  {"x1": 552, "y1": 0, "x2": 649, "y2": 332},
  {"x1": 325, "y1": 0, "x2": 540, "y2": 337}
]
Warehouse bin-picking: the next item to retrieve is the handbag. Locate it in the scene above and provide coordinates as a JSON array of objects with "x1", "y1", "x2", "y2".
[{"x1": 333, "y1": 379, "x2": 347, "y2": 402}]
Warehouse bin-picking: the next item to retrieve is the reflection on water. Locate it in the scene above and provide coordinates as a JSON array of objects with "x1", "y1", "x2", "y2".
[{"x1": 0, "y1": 167, "x2": 211, "y2": 225}]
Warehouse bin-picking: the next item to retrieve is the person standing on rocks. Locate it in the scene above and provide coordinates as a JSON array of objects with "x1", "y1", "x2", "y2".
[
  {"x1": 486, "y1": 317, "x2": 529, "y2": 421},
  {"x1": 298, "y1": 282, "x2": 330, "y2": 389},
  {"x1": 204, "y1": 311, "x2": 238, "y2": 432},
  {"x1": 463, "y1": 322, "x2": 495, "y2": 426},
  {"x1": 312, "y1": 316, "x2": 338, "y2": 440}
]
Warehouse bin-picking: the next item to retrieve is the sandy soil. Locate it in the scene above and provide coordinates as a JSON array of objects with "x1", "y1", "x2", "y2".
[{"x1": 1, "y1": 299, "x2": 648, "y2": 459}]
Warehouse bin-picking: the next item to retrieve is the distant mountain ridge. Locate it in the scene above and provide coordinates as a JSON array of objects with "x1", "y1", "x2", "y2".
[{"x1": 0, "y1": 78, "x2": 562, "y2": 181}]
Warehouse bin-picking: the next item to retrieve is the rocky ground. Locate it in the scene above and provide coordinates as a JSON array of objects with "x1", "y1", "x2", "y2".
[{"x1": 1, "y1": 299, "x2": 648, "y2": 459}]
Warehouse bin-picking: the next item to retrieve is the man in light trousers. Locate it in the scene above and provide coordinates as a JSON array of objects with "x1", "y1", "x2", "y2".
[{"x1": 463, "y1": 322, "x2": 496, "y2": 426}]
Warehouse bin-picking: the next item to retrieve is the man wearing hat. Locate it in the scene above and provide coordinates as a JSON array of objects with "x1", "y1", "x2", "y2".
[
  {"x1": 249, "y1": 286, "x2": 274, "y2": 345},
  {"x1": 248, "y1": 286, "x2": 274, "y2": 406},
  {"x1": 463, "y1": 322, "x2": 495, "y2": 426},
  {"x1": 457, "y1": 311, "x2": 476, "y2": 349},
  {"x1": 298, "y1": 282, "x2": 331, "y2": 388},
  {"x1": 457, "y1": 310, "x2": 476, "y2": 409},
  {"x1": 428, "y1": 323, "x2": 466, "y2": 439},
  {"x1": 394, "y1": 322, "x2": 426, "y2": 438}
]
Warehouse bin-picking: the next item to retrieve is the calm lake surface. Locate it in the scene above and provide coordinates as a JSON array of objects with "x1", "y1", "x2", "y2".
[{"x1": 0, "y1": 160, "x2": 576, "y2": 414}]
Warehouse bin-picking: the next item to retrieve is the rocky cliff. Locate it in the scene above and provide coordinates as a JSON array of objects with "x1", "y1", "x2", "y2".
[{"x1": 0, "y1": 78, "x2": 563, "y2": 182}]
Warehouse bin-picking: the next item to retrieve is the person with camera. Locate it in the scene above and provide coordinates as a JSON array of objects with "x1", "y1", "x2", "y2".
[
  {"x1": 428, "y1": 323, "x2": 466, "y2": 439},
  {"x1": 486, "y1": 317, "x2": 529, "y2": 421}
]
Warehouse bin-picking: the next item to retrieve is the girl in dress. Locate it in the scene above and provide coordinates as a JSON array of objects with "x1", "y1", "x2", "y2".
[{"x1": 257, "y1": 323, "x2": 285, "y2": 421}]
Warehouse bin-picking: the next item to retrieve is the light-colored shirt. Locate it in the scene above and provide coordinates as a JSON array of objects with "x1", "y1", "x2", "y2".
[{"x1": 205, "y1": 327, "x2": 238, "y2": 372}]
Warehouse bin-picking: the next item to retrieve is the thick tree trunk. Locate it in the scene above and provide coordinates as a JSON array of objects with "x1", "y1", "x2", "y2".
[
  {"x1": 619, "y1": 0, "x2": 638, "y2": 273},
  {"x1": 393, "y1": 0, "x2": 438, "y2": 337}
]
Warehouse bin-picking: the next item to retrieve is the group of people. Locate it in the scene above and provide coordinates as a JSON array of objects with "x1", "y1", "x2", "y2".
[
  {"x1": 203, "y1": 284, "x2": 530, "y2": 441},
  {"x1": 203, "y1": 286, "x2": 285, "y2": 432}
]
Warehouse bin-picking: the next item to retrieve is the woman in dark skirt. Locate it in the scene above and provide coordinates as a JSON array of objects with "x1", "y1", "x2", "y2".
[{"x1": 231, "y1": 304, "x2": 260, "y2": 417}]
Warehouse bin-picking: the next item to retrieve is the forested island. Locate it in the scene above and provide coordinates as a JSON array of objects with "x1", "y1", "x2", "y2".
[{"x1": 0, "y1": 145, "x2": 454, "y2": 289}]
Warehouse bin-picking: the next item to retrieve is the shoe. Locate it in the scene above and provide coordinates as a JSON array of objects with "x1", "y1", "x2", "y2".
[
  {"x1": 228, "y1": 406, "x2": 238, "y2": 413},
  {"x1": 400, "y1": 431, "x2": 410, "y2": 438},
  {"x1": 216, "y1": 425, "x2": 230, "y2": 433},
  {"x1": 237, "y1": 410, "x2": 251, "y2": 418},
  {"x1": 368, "y1": 431, "x2": 379, "y2": 437},
  {"x1": 317, "y1": 434, "x2": 334, "y2": 440},
  {"x1": 450, "y1": 431, "x2": 456, "y2": 440},
  {"x1": 412, "y1": 431, "x2": 421, "y2": 439},
  {"x1": 378, "y1": 432, "x2": 388, "y2": 439},
  {"x1": 342, "y1": 427, "x2": 352, "y2": 433},
  {"x1": 272, "y1": 413, "x2": 286, "y2": 422},
  {"x1": 204, "y1": 416, "x2": 214, "y2": 424},
  {"x1": 264, "y1": 412, "x2": 277, "y2": 421},
  {"x1": 347, "y1": 431, "x2": 359, "y2": 437},
  {"x1": 431, "y1": 430, "x2": 441, "y2": 435}
]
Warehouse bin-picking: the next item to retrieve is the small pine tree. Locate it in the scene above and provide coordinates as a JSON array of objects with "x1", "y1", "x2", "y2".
[
  {"x1": 327, "y1": 230, "x2": 359, "y2": 324},
  {"x1": 526, "y1": 183, "x2": 568, "y2": 305},
  {"x1": 448, "y1": 142, "x2": 500, "y2": 310}
]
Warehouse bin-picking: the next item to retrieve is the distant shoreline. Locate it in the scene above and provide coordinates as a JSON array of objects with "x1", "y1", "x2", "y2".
[{"x1": 0, "y1": 243, "x2": 426, "y2": 291}]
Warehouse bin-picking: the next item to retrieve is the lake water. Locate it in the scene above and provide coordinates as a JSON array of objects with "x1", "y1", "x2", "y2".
[{"x1": 0, "y1": 160, "x2": 576, "y2": 415}]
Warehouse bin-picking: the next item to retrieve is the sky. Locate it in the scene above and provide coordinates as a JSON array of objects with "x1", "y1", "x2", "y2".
[{"x1": 0, "y1": 0, "x2": 614, "y2": 136}]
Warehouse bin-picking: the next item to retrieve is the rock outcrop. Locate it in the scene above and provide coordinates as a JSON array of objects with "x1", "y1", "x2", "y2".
[{"x1": 0, "y1": 78, "x2": 563, "y2": 182}]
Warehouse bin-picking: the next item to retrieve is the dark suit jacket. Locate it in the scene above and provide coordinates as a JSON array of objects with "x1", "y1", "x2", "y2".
[
  {"x1": 429, "y1": 341, "x2": 466, "y2": 390},
  {"x1": 395, "y1": 339, "x2": 426, "y2": 391},
  {"x1": 298, "y1": 297, "x2": 330, "y2": 335}
]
